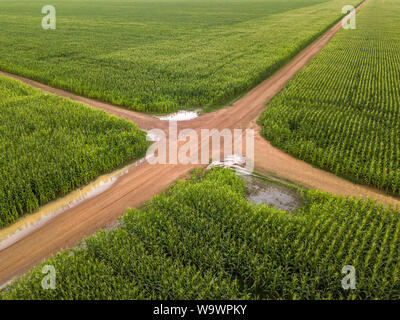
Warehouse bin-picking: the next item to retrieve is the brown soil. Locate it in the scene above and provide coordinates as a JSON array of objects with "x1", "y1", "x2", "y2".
[{"x1": 2, "y1": 0, "x2": 392, "y2": 287}]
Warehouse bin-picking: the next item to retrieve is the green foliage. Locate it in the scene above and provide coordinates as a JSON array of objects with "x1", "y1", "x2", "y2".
[
  {"x1": 0, "y1": 0, "x2": 358, "y2": 113},
  {"x1": 3, "y1": 168, "x2": 400, "y2": 299},
  {"x1": 259, "y1": 0, "x2": 400, "y2": 194},
  {"x1": 0, "y1": 75, "x2": 148, "y2": 228}
]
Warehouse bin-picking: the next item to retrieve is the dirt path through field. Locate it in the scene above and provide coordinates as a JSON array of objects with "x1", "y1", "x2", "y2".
[{"x1": 3, "y1": 0, "x2": 393, "y2": 287}]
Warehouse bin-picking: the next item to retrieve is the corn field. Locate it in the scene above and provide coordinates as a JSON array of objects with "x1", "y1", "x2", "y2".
[
  {"x1": 259, "y1": 0, "x2": 400, "y2": 195},
  {"x1": 0, "y1": 0, "x2": 358, "y2": 113},
  {"x1": 3, "y1": 168, "x2": 399, "y2": 299},
  {"x1": 0, "y1": 75, "x2": 148, "y2": 228}
]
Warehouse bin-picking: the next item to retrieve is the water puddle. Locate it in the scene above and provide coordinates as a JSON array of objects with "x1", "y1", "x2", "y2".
[
  {"x1": 207, "y1": 154, "x2": 250, "y2": 174},
  {"x1": 0, "y1": 158, "x2": 145, "y2": 251},
  {"x1": 207, "y1": 154, "x2": 302, "y2": 213},
  {"x1": 243, "y1": 175, "x2": 302, "y2": 213},
  {"x1": 157, "y1": 110, "x2": 199, "y2": 121},
  {"x1": 146, "y1": 130, "x2": 163, "y2": 142}
]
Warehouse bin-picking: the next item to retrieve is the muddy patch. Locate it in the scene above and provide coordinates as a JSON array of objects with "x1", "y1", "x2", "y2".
[
  {"x1": 206, "y1": 155, "x2": 303, "y2": 213},
  {"x1": 243, "y1": 175, "x2": 302, "y2": 213}
]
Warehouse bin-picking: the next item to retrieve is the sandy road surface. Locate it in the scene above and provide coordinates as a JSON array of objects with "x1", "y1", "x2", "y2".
[{"x1": 3, "y1": 0, "x2": 395, "y2": 287}]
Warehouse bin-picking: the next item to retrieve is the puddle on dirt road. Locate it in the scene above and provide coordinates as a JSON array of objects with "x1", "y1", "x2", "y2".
[
  {"x1": 157, "y1": 110, "x2": 199, "y2": 121},
  {"x1": 207, "y1": 154, "x2": 302, "y2": 213},
  {"x1": 0, "y1": 158, "x2": 145, "y2": 251},
  {"x1": 146, "y1": 130, "x2": 163, "y2": 142},
  {"x1": 207, "y1": 154, "x2": 247, "y2": 171},
  {"x1": 242, "y1": 175, "x2": 302, "y2": 213}
]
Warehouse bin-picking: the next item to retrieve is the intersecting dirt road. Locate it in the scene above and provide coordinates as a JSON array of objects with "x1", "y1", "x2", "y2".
[{"x1": 3, "y1": 0, "x2": 395, "y2": 287}]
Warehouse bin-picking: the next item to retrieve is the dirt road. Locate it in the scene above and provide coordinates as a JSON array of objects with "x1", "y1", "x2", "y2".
[{"x1": 2, "y1": 0, "x2": 393, "y2": 287}]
